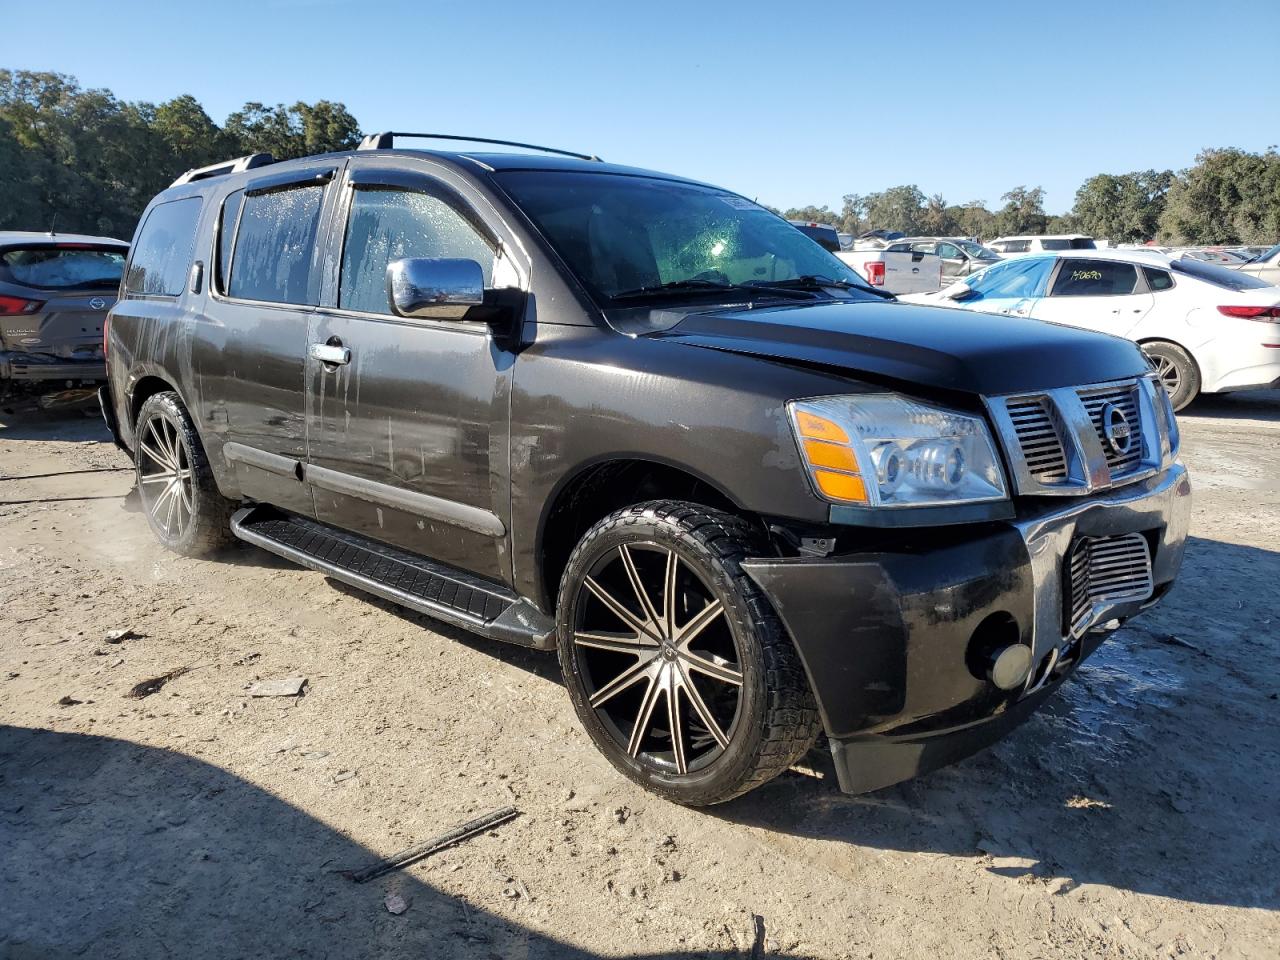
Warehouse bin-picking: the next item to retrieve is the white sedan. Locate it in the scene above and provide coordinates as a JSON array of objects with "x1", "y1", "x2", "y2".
[{"x1": 901, "y1": 249, "x2": 1280, "y2": 410}]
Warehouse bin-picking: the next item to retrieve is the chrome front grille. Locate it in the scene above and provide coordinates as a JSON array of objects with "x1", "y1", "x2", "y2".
[
  {"x1": 1066, "y1": 533, "x2": 1154, "y2": 636},
  {"x1": 985, "y1": 376, "x2": 1165, "y2": 497},
  {"x1": 1005, "y1": 397, "x2": 1068, "y2": 482},
  {"x1": 1080, "y1": 383, "x2": 1143, "y2": 476}
]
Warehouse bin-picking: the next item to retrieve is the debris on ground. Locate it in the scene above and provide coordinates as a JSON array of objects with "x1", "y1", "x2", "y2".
[
  {"x1": 126, "y1": 667, "x2": 189, "y2": 699},
  {"x1": 344, "y1": 805, "x2": 520, "y2": 884},
  {"x1": 333, "y1": 770, "x2": 357, "y2": 783},
  {"x1": 104, "y1": 628, "x2": 143, "y2": 644},
  {"x1": 383, "y1": 892, "x2": 408, "y2": 915},
  {"x1": 247, "y1": 677, "x2": 307, "y2": 697},
  {"x1": 231, "y1": 652, "x2": 260, "y2": 666},
  {"x1": 1158, "y1": 633, "x2": 1207, "y2": 656},
  {"x1": 1065, "y1": 795, "x2": 1112, "y2": 810},
  {"x1": 56, "y1": 695, "x2": 83, "y2": 706}
]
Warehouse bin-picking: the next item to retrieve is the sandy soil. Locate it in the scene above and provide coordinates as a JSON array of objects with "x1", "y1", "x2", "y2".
[{"x1": 1, "y1": 391, "x2": 1277, "y2": 959}]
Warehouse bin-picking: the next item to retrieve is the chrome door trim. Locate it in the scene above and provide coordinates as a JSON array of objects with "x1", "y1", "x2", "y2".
[{"x1": 223, "y1": 442, "x2": 303, "y2": 480}]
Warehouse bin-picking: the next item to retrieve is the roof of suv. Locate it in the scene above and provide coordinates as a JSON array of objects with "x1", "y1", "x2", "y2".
[{"x1": 1016, "y1": 248, "x2": 1174, "y2": 266}]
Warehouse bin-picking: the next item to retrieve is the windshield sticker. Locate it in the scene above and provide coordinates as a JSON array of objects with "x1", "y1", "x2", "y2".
[{"x1": 719, "y1": 196, "x2": 763, "y2": 211}]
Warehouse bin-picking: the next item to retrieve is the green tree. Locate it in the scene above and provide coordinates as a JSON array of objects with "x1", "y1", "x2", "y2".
[
  {"x1": 863, "y1": 185, "x2": 927, "y2": 234},
  {"x1": 781, "y1": 204, "x2": 840, "y2": 225},
  {"x1": 992, "y1": 186, "x2": 1048, "y2": 236},
  {"x1": 1158, "y1": 148, "x2": 1280, "y2": 244},
  {"x1": 1072, "y1": 169, "x2": 1172, "y2": 242},
  {"x1": 949, "y1": 201, "x2": 996, "y2": 241},
  {"x1": 224, "y1": 100, "x2": 361, "y2": 159}
]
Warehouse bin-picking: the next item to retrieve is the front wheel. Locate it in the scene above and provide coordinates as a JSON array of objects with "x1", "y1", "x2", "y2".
[
  {"x1": 1141, "y1": 341, "x2": 1200, "y2": 412},
  {"x1": 556, "y1": 501, "x2": 820, "y2": 806},
  {"x1": 135, "y1": 391, "x2": 236, "y2": 556}
]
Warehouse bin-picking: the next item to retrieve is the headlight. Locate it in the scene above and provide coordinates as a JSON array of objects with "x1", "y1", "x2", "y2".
[{"x1": 788, "y1": 394, "x2": 1008, "y2": 508}]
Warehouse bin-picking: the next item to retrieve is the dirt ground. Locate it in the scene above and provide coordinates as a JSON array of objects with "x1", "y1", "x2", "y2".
[{"x1": 1, "y1": 390, "x2": 1277, "y2": 960}]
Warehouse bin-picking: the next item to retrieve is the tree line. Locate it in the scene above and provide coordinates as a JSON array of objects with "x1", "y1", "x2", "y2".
[
  {"x1": 785, "y1": 151, "x2": 1280, "y2": 246},
  {"x1": 0, "y1": 70, "x2": 362, "y2": 239},
  {"x1": 3, "y1": 70, "x2": 1277, "y2": 246}
]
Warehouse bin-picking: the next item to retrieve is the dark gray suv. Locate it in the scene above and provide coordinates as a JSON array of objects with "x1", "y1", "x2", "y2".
[
  {"x1": 102, "y1": 134, "x2": 1190, "y2": 805},
  {"x1": 1, "y1": 232, "x2": 127, "y2": 392}
]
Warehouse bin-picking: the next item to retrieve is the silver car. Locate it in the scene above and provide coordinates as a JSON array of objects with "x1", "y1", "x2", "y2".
[
  {"x1": 886, "y1": 237, "x2": 1002, "y2": 282},
  {"x1": 0, "y1": 232, "x2": 128, "y2": 392}
]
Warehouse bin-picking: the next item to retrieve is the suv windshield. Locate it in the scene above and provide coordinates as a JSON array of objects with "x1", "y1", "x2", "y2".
[
  {"x1": 497, "y1": 171, "x2": 877, "y2": 304},
  {"x1": 1170, "y1": 255, "x2": 1273, "y2": 291},
  {"x1": 0, "y1": 246, "x2": 126, "y2": 289}
]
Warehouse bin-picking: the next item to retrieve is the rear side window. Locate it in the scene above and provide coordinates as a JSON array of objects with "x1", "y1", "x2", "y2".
[
  {"x1": 1003, "y1": 240, "x2": 1031, "y2": 253},
  {"x1": 1050, "y1": 259, "x2": 1138, "y2": 297},
  {"x1": 339, "y1": 188, "x2": 495, "y2": 315},
  {"x1": 0, "y1": 246, "x2": 126, "y2": 290},
  {"x1": 228, "y1": 185, "x2": 324, "y2": 304},
  {"x1": 125, "y1": 197, "x2": 203, "y2": 297},
  {"x1": 216, "y1": 189, "x2": 244, "y2": 295},
  {"x1": 1143, "y1": 267, "x2": 1174, "y2": 291}
]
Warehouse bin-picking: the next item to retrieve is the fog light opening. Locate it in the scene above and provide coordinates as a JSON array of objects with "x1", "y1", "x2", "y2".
[{"x1": 966, "y1": 612, "x2": 1031, "y2": 691}]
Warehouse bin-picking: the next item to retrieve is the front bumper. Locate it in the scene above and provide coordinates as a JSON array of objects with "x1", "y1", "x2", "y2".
[{"x1": 743, "y1": 462, "x2": 1191, "y2": 794}]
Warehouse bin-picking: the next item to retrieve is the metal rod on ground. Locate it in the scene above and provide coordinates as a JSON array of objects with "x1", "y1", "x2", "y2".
[{"x1": 346, "y1": 805, "x2": 520, "y2": 883}]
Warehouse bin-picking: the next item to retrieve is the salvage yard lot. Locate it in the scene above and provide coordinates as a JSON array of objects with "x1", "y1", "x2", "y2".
[{"x1": 2, "y1": 395, "x2": 1278, "y2": 959}]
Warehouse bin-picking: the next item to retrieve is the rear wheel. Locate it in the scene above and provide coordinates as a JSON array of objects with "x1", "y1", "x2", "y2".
[
  {"x1": 135, "y1": 391, "x2": 236, "y2": 556},
  {"x1": 556, "y1": 501, "x2": 820, "y2": 806},
  {"x1": 1141, "y1": 341, "x2": 1200, "y2": 411}
]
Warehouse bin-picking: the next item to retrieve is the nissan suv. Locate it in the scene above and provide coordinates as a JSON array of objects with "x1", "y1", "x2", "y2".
[{"x1": 101, "y1": 134, "x2": 1190, "y2": 805}]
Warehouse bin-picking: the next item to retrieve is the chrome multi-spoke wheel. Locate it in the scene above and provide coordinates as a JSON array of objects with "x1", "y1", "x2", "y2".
[
  {"x1": 1152, "y1": 354, "x2": 1180, "y2": 396},
  {"x1": 133, "y1": 391, "x2": 236, "y2": 556},
  {"x1": 573, "y1": 542, "x2": 743, "y2": 775},
  {"x1": 138, "y1": 413, "x2": 194, "y2": 540},
  {"x1": 557, "y1": 501, "x2": 821, "y2": 806}
]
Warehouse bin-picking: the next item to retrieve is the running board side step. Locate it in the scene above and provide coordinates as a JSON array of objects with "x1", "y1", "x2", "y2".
[{"x1": 230, "y1": 506, "x2": 556, "y2": 650}]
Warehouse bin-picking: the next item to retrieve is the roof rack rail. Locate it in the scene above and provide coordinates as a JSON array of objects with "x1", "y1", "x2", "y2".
[
  {"x1": 357, "y1": 132, "x2": 601, "y2": 163},
  {"x1": 171, "y1": 153, "x2": 277, "y2": 187}
]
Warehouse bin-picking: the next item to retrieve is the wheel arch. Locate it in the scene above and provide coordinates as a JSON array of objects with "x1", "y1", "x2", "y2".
[{"x1": 536, "y1": 456, "x2": 755, "y2": 614}]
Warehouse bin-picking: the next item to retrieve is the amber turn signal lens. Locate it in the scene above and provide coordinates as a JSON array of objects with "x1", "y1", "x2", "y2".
[
  {"x1": 802, "y1": 438, "x2": 858, "y2": 472},
  {"x1": 813, "y1": 469, "x2": 867, "y2": 503},
  {"x1": 795, "y1": 410, "x2": 850, "y2": 444}
]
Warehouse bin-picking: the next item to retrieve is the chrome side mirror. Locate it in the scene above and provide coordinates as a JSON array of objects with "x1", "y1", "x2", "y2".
[{"x1": 387, "y1": 258, "x2": 485, "y2": 321}]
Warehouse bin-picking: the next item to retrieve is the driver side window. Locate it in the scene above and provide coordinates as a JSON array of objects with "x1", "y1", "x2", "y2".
[{"x1": 339, "y1": 188, "x2": 496, "y2": 316}]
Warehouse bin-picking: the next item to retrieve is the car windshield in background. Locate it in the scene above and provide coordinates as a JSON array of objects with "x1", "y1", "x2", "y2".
[
  {"x1": 957, "y1": 240, "x2": 1000, "y2": 260},
  {"x1": 1039, "y1": 238, "x2": 1096, "y2": 251},
  {"x1": 1170, "y1": 256, "x2": 1273, "y2": 291},
  {"x1": 0, "y1": 246, "x2": 126, "y2": 289},
  {"x1": 497, "y1": 171, "x2": 877, "y2": 303}
]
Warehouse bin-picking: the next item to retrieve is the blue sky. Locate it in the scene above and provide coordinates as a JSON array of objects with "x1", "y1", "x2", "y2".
[{"x1": 7, "y1": 0, "x2": 1279, "y2": 213}]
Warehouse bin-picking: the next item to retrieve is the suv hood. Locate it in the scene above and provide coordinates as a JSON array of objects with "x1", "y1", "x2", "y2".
[{"x1": 653, "y1": 300, "x2": 1148, "y2": 395}]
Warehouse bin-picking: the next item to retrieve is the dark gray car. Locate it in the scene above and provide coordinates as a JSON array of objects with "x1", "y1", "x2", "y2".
[{"x1": 0, "y1": 232, "x2": 128, "y2": 391}]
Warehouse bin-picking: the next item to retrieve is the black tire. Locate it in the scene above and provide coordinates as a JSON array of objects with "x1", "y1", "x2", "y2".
[
  {"x1": 1141, "y1": 340, "x2": 1200, "y2": 412},
  {"x1": 556, "y1": 500, "x2": 820, "y2": 806},
  {"x1": 134, "y1": 391, "x2": 236, "y2": 556}
]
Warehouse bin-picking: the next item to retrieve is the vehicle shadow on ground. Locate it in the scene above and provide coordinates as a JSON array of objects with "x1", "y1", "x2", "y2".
[
  {"x1": 713, "y1": 534, "x2": 1280, "y2": 911},
  {"x1": 0, "y1": 725, "x2": 771, "y2": 960},
  {"x1": 0, "y1": 399, "x2": 110, "y2": 442},
  {"x1": 1182, "y1": 388, "x2": 1280, "y2": 422}
]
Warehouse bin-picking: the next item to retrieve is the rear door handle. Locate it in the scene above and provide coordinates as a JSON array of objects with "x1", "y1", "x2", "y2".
[{"x1": 310, "y1": 343, "x2": 351, "y2": 365}]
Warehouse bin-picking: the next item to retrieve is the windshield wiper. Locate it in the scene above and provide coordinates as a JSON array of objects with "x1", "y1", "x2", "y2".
[
  {"x1": 610, "y1": 279, "x2": 812, "y2": 302},
  {"x1": 747, "y1": 275, "x2": 895, "y2": 300}
]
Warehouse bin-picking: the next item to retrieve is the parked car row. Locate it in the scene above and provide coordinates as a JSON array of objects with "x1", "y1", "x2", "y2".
[
  {"x1": 902, "y1": 249, "x2": 1280, "y2": 409},
  {"x1": 97, "y1": 133, "x2": 1192, "y2": 805}
]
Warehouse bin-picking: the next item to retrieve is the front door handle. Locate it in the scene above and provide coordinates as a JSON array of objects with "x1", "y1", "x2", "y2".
[{"x1": 311, "y1": 342, "x2": 351, "y2": 365}]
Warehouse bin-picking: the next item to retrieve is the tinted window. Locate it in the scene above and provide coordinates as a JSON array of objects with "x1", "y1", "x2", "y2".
[
  {"x1": 1170, "y1": 256, "x2": 1274, "y2": 291},
  {"x1": 965, "y1": 257, "x2": 1054, "y2": 300},
  {"x1": 125, "y1": 197, "x2": 202, "y2": 297},
  {"x1": 339, "y1": 188, "x2": 496, "y2": 315},
  {"x1": 1050, "y1": 259, "x2": 1138, "y2": 297},
  {"x1": 1040, "y1": 238, "x2": 1070, "y2": 250},
  {"x1": 0, "y1": 246, "x2": 125, "y2": 290},
  {"x1": 1143, "y1": 267, "x2": 1174, "y2": 291},
  {"x1": 228, "y1": 185, "x2": 324, "y2": 304},
  {"x1": 216, "y1": 189, "x2": 244, "y2": 295},
  {"x1": 1070, "y1": 237, "x2": 1096, "y2": 249},
  {"x1": 499, "y1": 171, "x2": 877, "y2": 302},
  {"x1": 1003, "y1": 240, "x2": 1031, "y2": 253}
]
